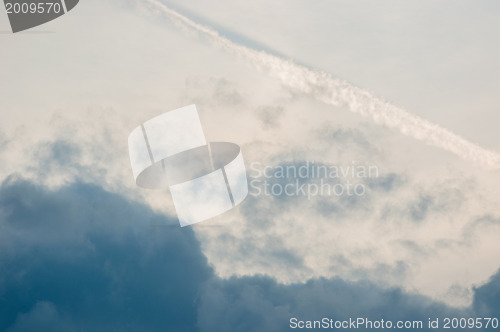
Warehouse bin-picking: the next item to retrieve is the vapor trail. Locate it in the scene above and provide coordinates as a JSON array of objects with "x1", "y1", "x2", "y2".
[{"x1": 145, "y1": 0, "x2": 500, "y2": 169}]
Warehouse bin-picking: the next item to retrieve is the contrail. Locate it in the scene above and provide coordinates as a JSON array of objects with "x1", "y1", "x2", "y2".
[{"x1": 144, "y1": 0, "x2": 500, "y2": 169}]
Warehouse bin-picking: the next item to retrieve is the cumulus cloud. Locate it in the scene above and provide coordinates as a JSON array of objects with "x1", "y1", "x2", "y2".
[
  {"x1": 0, "y1": 179, "x2": 499, "y2": 331},
  {"x1": 1, "y1": 0, "x2": 500, "y2": 311},
  {"x1": 1, "y1": 177, "x2": 500, "y2": 331},
  {"x1": 0, "y1": 178, "x2": 211, "y2": 331},
  {"x1": 474, "y1": 270, "x2": 500, "y2": 317}
]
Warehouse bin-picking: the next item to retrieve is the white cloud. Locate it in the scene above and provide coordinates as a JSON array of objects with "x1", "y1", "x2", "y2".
[{"x1": 1, "y1": 0, "x2": 500, "y2": 309}]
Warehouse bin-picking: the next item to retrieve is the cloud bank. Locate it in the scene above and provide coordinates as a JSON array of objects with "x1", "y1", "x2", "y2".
[{"x1": 1, "y1": 177, "x2": 500, "y2": 331}]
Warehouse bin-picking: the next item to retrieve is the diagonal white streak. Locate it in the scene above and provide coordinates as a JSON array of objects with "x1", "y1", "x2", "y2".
[{"x1": 144, "y1": 0, "x2": 500, "y2": 169}]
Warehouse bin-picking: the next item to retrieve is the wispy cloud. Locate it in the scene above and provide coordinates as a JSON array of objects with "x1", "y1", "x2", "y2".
[{"x1": 144, "y1": 0, "x2": 500, "y2": 169}]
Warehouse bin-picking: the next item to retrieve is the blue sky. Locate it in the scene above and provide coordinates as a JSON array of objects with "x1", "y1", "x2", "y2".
[{"x1": 1, "y1": 0, "x2": 500, "y2": 330}]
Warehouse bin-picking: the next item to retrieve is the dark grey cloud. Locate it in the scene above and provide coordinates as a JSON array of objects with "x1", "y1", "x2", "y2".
[
  {"x1": 198, "y1": 276, "x2": 461, "y2": 332},
  {"x1": 0, "y1": 176, "x2": 499, "y2": 331},
  {"x1": 0, "y1": 177, "x2": 211, "y2": 332},
  {"x1": 408, "y1": 194, "x2": 435, "y2": 222},
  {"x1": 366, "y1": 172, "x2": 405, "y2": 192},
  {"x1": 473, "y1": 267, "x2": 500, "y2": 317},
  {"x1": 255, "y1": 105, "x2": 284, "y2": 130},
  {"x1": 27, "y1": 141, "x2": 82, "y2": 181},
  {"x1": 377, "y1": 180, "x2": 467, "y2": 226},
  {"x1": 316, "y1": 126, "x2": 379, "y2": 157}
]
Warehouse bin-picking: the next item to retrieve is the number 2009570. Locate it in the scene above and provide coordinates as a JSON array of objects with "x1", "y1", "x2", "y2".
[
  {"x1": 5, "y1": 2, "x2": 62, "y2": 14},
  {"x1": 443, "y1": 317, "x2": 499, "y2": 329}
]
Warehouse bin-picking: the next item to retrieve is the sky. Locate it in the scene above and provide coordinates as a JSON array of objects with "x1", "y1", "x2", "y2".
[{"x1": 1, "y1": 0, "x2": 500, "y2": 330}]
